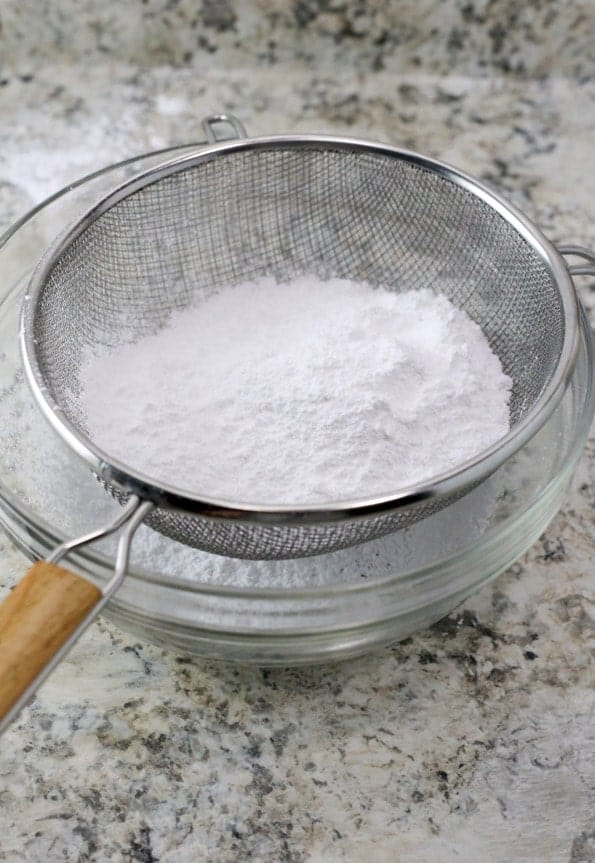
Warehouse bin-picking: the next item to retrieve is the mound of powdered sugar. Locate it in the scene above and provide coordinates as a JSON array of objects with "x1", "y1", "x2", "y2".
[
  {"x1": 2, "y1": 373, "x2": 504, "y2": 588},
  {"x1": 79, "y1": 277, "x2": 511, "y2": 505}
]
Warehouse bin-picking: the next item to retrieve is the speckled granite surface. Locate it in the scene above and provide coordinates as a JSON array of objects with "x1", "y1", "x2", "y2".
[
  {"x1": 0, "y1": 2, "x2": 594, "y2": 861},
  {"x1": 1, "y1": 0, "x2": 594, "y2": 78}
]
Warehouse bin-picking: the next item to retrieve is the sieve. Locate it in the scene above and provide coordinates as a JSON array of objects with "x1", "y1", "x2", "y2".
[{"x1": 1, "y1": 114, "x2": 594, "y2": 733}]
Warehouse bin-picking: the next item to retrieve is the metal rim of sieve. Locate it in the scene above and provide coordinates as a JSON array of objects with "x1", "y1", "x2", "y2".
[{"x1": 21, "y1": 132, "x2": 580, "y2": 528}]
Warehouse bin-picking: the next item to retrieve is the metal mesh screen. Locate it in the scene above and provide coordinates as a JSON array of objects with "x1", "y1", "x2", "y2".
[{"x1": 30, "y1": 144, "x2": 564, "y2": 559}]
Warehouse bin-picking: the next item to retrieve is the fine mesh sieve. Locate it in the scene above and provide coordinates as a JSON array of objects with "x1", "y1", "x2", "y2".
[
  {"x1": 21, "y1": 127, "x2": 579, "y2": 563},
  {"x1": 3, "y1": 116, "x2": 592, "y2": 736}
]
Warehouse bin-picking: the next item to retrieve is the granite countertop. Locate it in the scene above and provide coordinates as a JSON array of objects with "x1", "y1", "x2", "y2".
[{"x1": 0, "y1": 3, "x2": 594, "y2": 861}]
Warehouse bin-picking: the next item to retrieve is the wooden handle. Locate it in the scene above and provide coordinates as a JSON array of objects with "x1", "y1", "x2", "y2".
[{"x1": 0, "y1": 562, "x2": 102, "y2": 720}]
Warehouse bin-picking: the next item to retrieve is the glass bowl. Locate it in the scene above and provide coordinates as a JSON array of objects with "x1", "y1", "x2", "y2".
[{"x1": 0, "y1": 145, "x2": 593, "y2": 665}]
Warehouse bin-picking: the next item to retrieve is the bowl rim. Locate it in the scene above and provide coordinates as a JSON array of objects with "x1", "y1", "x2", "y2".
[{"x1": 21, "y1": 133, "x2": 581, "y2": 526}]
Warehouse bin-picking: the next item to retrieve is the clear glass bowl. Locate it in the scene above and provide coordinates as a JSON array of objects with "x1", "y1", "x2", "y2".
[{"x1": 0, "y1": 146, "x2": 593, "y2": 665}]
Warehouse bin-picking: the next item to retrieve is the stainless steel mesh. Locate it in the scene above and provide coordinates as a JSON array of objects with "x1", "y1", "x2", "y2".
[{"x1": 26, "y1": 140, "x2": 571, "y2": 559}]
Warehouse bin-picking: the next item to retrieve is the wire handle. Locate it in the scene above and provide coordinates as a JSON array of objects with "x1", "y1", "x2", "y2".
[
  {"x1": 201, "y1": 114, "x2": 248, "y2": 145},
  {"x1": 0, "y1": 497, "x2": 153, "y2": 736}
]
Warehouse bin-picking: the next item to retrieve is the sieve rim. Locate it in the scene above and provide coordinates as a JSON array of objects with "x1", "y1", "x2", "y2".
[{"x1": 21, "y1": 133, "x2": 580, "y2": 525}]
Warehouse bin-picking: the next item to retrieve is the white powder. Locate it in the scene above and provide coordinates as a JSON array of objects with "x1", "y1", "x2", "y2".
[
  {"x1": 4, "y1": 387, "x2": 505, "y2": 588},
  {"x1": 79, "y1": 276, "x2": 511, "y2": 505},
  {"x1": 1, "y1": 320, "x2": 510, "y2": 590},
  {"x1": 3, "y1": 376, "x2": 505, "y2": 588}
]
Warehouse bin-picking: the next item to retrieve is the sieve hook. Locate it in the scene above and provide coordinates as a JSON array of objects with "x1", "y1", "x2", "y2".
[
  {"x1": 0, "y1": 496, "x2": 154, "y2": 736},
  {"x1": 557, "y1": 244, "x2": 595, "y2": 277},
  {"x1": 201, "y1": 113, "x2": 247, "y2": 144}
]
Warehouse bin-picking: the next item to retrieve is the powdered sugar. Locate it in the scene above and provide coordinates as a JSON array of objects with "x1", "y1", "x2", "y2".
[
  {"x1": 79, "y1": 276, "x2": 511, "y2": 505},
  {"x1": 2, "y1": 373, "x2": 503, "y2": 588}
]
